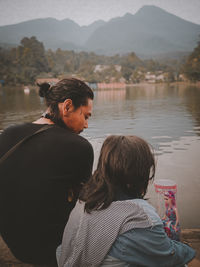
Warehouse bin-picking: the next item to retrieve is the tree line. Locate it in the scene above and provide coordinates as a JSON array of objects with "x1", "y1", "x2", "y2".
[
  {"x1": 0, "y1": 36, "x2": 199, "y2": 85},
  {"x1": 182, "y1": 41, "x2": 200, "y2": 82}
]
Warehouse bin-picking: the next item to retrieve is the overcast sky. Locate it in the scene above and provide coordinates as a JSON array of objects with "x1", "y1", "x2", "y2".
[{"x1": 0, "y1": 0, "x2": 200, "y2": 27}]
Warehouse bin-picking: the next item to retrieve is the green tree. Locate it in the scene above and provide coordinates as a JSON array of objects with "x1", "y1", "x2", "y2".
[
  {"x1": 183, "y1": 41, "x2": 200, "y2": 81},
  {"x1": 121, "y1": 66, "x2": 133, "y2": 82},
  {"x1": 10, "y1": 36, "x2": 50, "y2": 84}
]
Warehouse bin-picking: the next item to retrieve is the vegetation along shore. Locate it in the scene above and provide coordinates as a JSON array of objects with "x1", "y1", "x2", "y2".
[{"x1": 0, "y1": 35, "x2": 199, "y2": 87}]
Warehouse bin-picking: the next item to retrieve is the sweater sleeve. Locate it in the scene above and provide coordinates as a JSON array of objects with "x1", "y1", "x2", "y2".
[
  {"x1": 109, "y1": 225, "x2": 195, "y2": 267},
  {"x1": 74, "y1": 139, "x2": 94, "y2": 184},
  {"x1": 66, "y1": 137, "x2": 94, "y2": 187}
]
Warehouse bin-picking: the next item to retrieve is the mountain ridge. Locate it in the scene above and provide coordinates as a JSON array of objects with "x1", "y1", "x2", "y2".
[{"x1": 0, "y1": 5, "x2": 199, "y2": 57}]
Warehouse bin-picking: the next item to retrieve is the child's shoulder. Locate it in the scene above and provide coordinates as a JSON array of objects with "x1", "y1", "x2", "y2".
[{"x1": 130, "y1": 199, "x2": 163, "y2": 226}]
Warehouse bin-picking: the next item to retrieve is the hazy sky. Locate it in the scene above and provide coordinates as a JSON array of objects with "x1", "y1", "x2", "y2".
[{"x1": 0, "y1": 0, "x2": 200, "y2": 26}]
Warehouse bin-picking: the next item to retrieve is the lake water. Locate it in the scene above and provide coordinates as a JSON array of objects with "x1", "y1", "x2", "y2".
[{"x1": 0, "y1": 83, "x2": 200, "y2": 228}]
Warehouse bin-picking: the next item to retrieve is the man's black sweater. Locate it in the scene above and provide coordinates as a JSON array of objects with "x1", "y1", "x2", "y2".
[{"x1": 0, "y1": 123, "x2": 94, "y2": 265}]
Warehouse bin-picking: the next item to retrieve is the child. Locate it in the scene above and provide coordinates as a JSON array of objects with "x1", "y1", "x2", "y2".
[
  {"x1": 57, "y1": 135, "x2": 195, "y2": 267},
  {"x1": 163, "y1": 190, "x2": 181, "y2": 241}
]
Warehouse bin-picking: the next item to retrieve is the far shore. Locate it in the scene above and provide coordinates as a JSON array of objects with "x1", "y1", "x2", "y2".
[
  {"x1": 126, "y1": 81, "x2": 200, "y2": 88},
  {"x1": 0, "y1": 228, "x2": 200, "y2": 267},
  {"x1": 1, "y1": 81, "x2": 200, "y2": 90}
]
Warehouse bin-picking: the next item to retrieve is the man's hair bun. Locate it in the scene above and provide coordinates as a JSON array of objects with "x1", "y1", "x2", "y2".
[{"x1": 37, "y1": 83, "x2": 51, "y2": 98}]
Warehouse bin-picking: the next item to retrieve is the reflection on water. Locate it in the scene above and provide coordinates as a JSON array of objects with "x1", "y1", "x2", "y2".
[
  {"x1": 0, "y1": 83, "x2": 200, "y2": 228},
  {"x1": 95, "y1": 89, "x2": 126, "y2": 103},
  {"x1": 0, "y1": 86, "x2": 44, "y2": 130},
  {"x1": 85, "y1": 84, "x2": 200, "y2": 146}
]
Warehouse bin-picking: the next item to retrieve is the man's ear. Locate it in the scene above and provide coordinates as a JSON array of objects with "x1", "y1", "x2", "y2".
[{"x1": 63, "y1": 99, "x2": 73, "y2": 115}]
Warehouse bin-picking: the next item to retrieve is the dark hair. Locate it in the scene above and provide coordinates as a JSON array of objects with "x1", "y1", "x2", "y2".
[
  {"x1": 79, "y1": 135, "x2": 155, "y2": 213},
  {"x1": 37, "y1": 78, "x2": 94, "y2": 127}
]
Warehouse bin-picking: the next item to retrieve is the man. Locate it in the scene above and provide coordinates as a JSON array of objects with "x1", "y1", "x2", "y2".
[{"x1": 0, "y1": 78, "x2": 94, "y2": 265}]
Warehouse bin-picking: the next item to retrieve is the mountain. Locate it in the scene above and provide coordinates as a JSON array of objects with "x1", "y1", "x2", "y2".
[
  {"x1": 0, "y1": 18, "x2": 106, "y2": 51},
  {"x1": 85, "y1": 6, "x2": 200, "y2": 56},
  {"x1": 81, "y1": 20, "x2": 106, "y2": 44},
  {"x1": 0, "y1": 5, "x2": 200, "y2": 56},
  {"x1": 0, "y1": 18, "x2": 79, "y2": 50}
]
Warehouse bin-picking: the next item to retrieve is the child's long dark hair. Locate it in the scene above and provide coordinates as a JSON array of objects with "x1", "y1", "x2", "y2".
[{"x1": 79, "y1": 135, "x2": 155, "y2": 213}]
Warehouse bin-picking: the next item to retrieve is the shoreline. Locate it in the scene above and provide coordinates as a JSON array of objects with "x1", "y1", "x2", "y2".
[
  {"x1": 1, "y1": 229, "x2": 200, "y2": 266},
  {"x1": 1, "y1": 81, "x2": 200, "y2": 89}
]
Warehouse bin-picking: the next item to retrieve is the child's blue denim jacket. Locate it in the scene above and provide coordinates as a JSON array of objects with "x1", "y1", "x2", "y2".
[{"x1": 106, "y1": 199, "x2": 195, "y2": 267}]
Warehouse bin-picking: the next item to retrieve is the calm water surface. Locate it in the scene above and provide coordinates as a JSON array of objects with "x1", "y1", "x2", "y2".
[{"x1": 0, "y1": 83, "x2": 200, "y2": 228}]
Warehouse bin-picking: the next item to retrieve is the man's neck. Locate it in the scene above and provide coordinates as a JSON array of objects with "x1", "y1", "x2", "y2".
[{"x1": 33, "y1": 117, "x2": 54, "y2": 125}]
